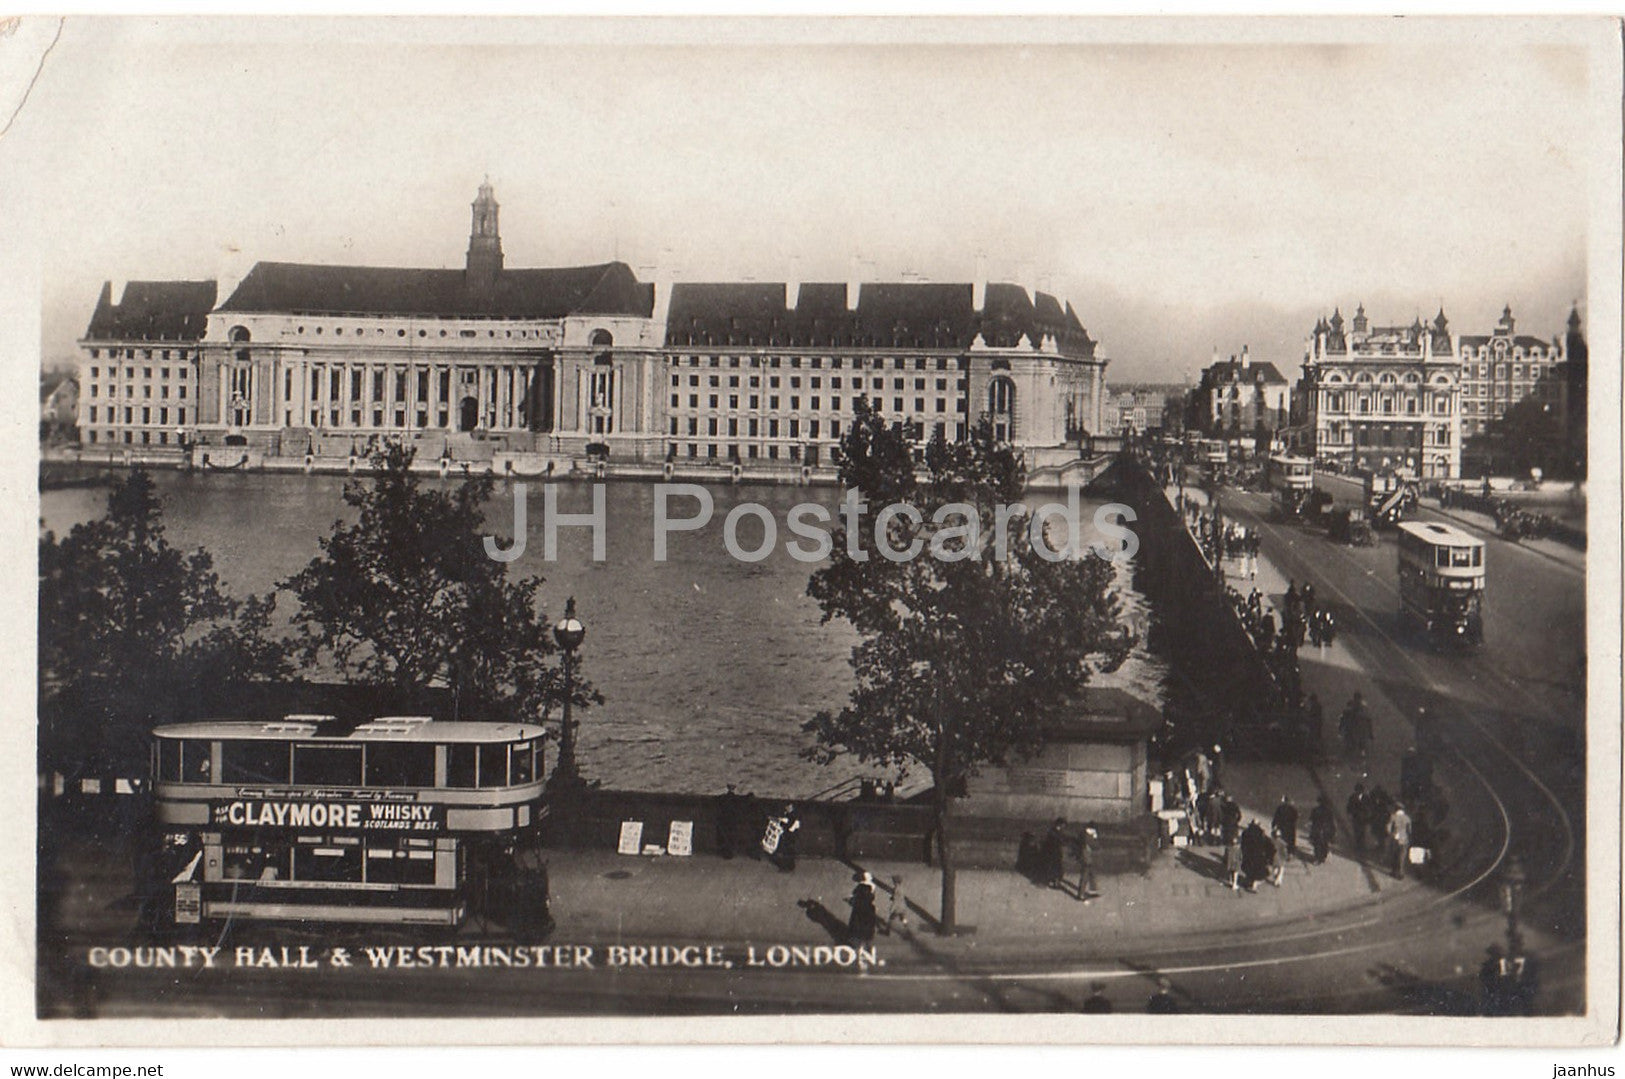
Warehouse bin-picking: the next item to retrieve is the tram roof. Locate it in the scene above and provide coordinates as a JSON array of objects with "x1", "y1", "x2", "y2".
[
  {"x1": 152, "y1": 716, "x2": 546, "y2": 743},
  {"x1": 1396, "y1": 520, "x2": 1484, "y2": 547}
]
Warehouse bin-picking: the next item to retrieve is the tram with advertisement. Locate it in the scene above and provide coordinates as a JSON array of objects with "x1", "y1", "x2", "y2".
[
  {"x1": 1265, "y1": 454, "x2": 1315, "y2": 516},
  {"x1": 147, "y1": 715, "x2": 550, "y2": 935},
  {"x1": 1396, "y1": 520, "x2": 1485, "y2": 646}
]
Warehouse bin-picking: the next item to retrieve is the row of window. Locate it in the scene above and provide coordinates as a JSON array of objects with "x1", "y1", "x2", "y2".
[
  {"x1": 86, "y1": 407, "x2": 187, "y2": 426},
  {"x1": 671, "y1": 373, "x2": 966, "y2": 393},
  {"x1": 1319, "y1": 425, "x2": 1453, "y2": 447},
  {"x1": 87, "y1": 350, "x2": 196, "y2": 363},
  {"x1": 669, "y1": 354, "x2": 968, "y2": 372},
  {"x1": 220, "y1": 838, "x2": 442, "y2": 887},
  {"x1": 1319, "y1": 393, "x2": 1452, "y2": 416},
  {"x1": 288, "y1": 325, "x2": 549, "y2": 340},
  {"x1": 671, "y1": 392, "x2": 966, "y2": 415},
  {"x1": 86, "y1": 430, "x2": 179, "y2": 445},
  {"x1": 87, "y1": 365, "x2": 190, "y2": 381},
  {"x1": 157, "y1": 738, "x2": 539, "y2": 790},
  {"x1": 87, "y1": 384, "x2": 188, "y2": 400},
  {"x1": 668, "y1": 422, "x2": 962, "y2": 462}
]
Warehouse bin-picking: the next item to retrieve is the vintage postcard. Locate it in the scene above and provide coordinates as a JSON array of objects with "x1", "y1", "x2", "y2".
[{"x1": 1, "y1": 14, "x2": 1619, "y2": 1050}]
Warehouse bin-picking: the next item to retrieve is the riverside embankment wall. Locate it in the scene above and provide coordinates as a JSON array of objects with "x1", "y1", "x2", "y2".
[{"x1": 1104, "y1": 457, "x2": 1277, "y2": 743}]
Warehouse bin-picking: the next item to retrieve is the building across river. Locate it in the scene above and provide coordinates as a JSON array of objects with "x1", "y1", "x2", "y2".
[{"x1": 76, "y1": 182, "x2": 1109, "y2": 477}]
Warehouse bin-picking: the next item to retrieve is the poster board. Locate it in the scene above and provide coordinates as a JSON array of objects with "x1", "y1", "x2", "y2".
[
  {"x1": 667, "y1": 820, "x2": 694, "y2": 857},
  {"x1": 616, "y1": 820, "x2": 644, "y2": 855}
]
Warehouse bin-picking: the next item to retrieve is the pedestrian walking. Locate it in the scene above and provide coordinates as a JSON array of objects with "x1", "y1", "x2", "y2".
[
  {"x1": 1041, "y1": 817, "x2": 1068, "y2": 889},
  {"x1": 715, "y1": 784, "x2": 739, "y2": 859},
  {"x1": 1146, "y1": 977, "x2": 1179, "y2": 1014},
  {"x1": 763, "y1": 803, "x2": 801, "y2": 871},
  {"x1": 1386, "y1": 801, "x2": 1413, "y2": 880},
  {"x1": 1075, "y1": 822, "x2": 1100, "y2": 902},
  {"x1": 1305, "y1": 693, "x2": 1325, "y2": 753},
  {"x1": 1220, "y1": 794, "x2": 1243, "y2": 846},
  {"x1": 1222, "y1": 838, "x2": 1242, "y2": 891},
  {"x1": 1271, "y1": 794, "x2": 1300, "y2": 862},
  {"x1": 1239, "y1": 820, "x2": 1272, "y2": 891},
  {"x1": 847, "y1": 872, "x2": 878, "y2": 944},
  {"x1": 1201, "y1": 788, "x2": 1224, "y2": 845},
  {"x1": 1081, "y1": 983, "x2": 1113, "y2": 1013},
  {"x1": 884, "y1": 874, "x2": 909, "y2": 936},
  {"x1": 1308, "y1": 795, "x2": 1336, "y2": 864}
]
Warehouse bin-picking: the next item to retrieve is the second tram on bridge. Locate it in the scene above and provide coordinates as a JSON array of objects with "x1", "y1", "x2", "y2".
[
  {"x1": 1265, "y1": 454, "x2": 1315, "y2": 516},
  {"x1": 1396, "y1": 520, "x2": 1485, "y2": 646}
]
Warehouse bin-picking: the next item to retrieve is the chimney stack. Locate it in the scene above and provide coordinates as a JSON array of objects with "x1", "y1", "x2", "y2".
[
  {"x1": 973, "y1": 253, "x2": 988, "y2": 310},
  {"x1": 847, "y1": 256, "x2": 862, "y2": 311},
  {"x1": 651, "y1": 248, "x2": 675, "y2": 329},
  {"x1": 786, "y1": 256, "x2": 801, "y2": 311}
]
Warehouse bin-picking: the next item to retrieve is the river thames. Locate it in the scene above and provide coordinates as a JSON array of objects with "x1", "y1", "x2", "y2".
[{"x1": 40, "y1": 471, "x2": 1167, "y2": 796}]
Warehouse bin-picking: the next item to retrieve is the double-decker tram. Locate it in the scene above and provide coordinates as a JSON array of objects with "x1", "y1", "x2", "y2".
[
  {"x1": 1396, "y1": 520, "x2": 1485, "y2": 646},
  {"x1": 1197, "y1": 438, "x2": 1229, "y2": 467},
  {"x1": 148, "y1": 715, "x2": 548, "y2": 933},
  {"x1": 1265, "y1": 454, "x2": 1315, "y2": 516}
]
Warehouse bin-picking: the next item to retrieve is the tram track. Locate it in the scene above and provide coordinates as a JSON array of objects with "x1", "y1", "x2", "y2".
[{"x1": 1222, "y1": 490, "x2": 1579, "y2": 907}]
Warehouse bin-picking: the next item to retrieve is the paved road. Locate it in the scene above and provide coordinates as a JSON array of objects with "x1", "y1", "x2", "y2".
[{"x1": 1213, "y1": 478, "x2": 1585, "y2": 954}]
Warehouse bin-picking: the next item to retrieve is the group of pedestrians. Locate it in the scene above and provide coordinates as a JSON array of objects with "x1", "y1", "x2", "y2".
[
  {"x1": 1019, "y1": 818, "x2": 1101, "y2": 903},
  {"x1": 1345, "y1": 780, "x2": 1419, "y2": 880},
  {"x1": 844, "y1": 870, "x2": 909, "y2": 944}
]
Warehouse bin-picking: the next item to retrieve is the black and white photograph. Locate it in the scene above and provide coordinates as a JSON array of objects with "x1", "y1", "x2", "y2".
[{"x1": 2, "y1": 13, "x2": 1620, "y2": 1050}]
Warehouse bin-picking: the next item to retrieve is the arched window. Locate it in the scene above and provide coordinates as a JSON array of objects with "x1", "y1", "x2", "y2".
[{"x1": 590, "y1": 329, "x2": 614, "y2": 347}]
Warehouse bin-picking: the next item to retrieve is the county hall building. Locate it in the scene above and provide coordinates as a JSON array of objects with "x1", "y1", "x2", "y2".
[{"x1": 76, "y1": 183, "x2": 1109, "y2": 475}]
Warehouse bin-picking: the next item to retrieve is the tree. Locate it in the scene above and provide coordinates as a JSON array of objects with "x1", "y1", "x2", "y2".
[
  {"x1": 804, "y1": 400, "x2": 1133, "y2": 931},
  {"x1": 38, "y1": 469, "x2": 288, "y2": 776},
  {"x1": 282, "y1": 444, "x2": 594, "y2": 728},
  {"x1": 1486, "y1": 397, "x2": 1565, "y2": 479}
]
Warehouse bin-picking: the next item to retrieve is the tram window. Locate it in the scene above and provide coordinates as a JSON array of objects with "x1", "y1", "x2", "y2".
[
  {"x1": 447, "y1": 744, "x2": 478, "y2": 788},
  {"x1": 181, "y1": 740, "x2": 213, "y2": 783},
  {"x1": 223, "y1": 844, "x2": 287, "y2": 882},
  {"x1": 366, "y1": 847, "x2": 437, "y2": 885},
  {"x1": 364, "y1": 742, "x2": 435, "y2": 788},
  {"x1": 157, "y1": 740, "x2": 182, "y2": 782},
  {"x1": 292, "y1": 744, "x2": 363, "y2": 787},
  {"x1": 510, "y1": 740, "x2": 535, "y2": 784},
  {"x1": 293, "y1": 845, "x2": 363, "y2": 883},
  {"x1": 1473, "y1": 548, "x2": 1483, "y2": 567},
  {"x1": 479, "y1": 743, "x2": 508, "y2": 787},
  {"x1": 221, "y1": 741, "x2": 292, "y2": 785}
]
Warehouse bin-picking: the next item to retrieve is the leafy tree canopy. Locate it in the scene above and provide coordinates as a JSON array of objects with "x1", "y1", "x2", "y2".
[
  {"x1": 38, "y1": 469, "x2": 287, "y2": 774},
  {"x1": 804, "y1": 400, "x2": 1134, "y2": 928},
  {"x1": 282, "y1": 444, "x2": 594, "y2": 725}
]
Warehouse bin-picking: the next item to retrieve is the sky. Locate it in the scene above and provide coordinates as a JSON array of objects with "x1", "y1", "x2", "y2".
[{"x1": 1, "y1": 17, "x2": 1602, "y2": 384}]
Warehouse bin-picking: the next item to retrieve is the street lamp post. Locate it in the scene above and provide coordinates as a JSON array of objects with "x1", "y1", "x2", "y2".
[
  {"x1": 1499, "y1": 855, "x2": 1527, "y2": 957},
  {"x1": 548, "y1": 597, "x2": 586, "y2": 791}
]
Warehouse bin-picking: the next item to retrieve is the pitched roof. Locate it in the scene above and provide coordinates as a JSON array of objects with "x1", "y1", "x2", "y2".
[
  {"x1": 1201, "y1": 358, "x2": 1289, "y2": 386},
  {"x1": 663, "y1": 280, "x2": 1096, "y2": 356},
  {"x1": 84, "y1": 280, "x2": 217, "y2": 342},
  {"x1": 218, "y1": 261, "x2": 652, "y2": 319}
]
